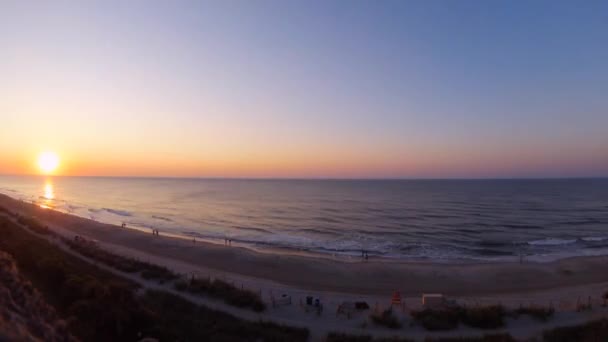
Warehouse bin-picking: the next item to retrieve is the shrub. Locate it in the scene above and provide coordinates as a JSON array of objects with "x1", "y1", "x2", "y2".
[
  {"x1": 514, "y1": 305, "x2": 554, "y2": 321},
  {"x1": 326, "y1": 334, "x2": 415, "y2": 342},
  {"x1": 141, "y1": 290, "x2": 307, "y2": 341},
  {"x1": 370, "y1": 308, "x2": 401, "y2": 329},
  {"x1": 16, "y1": 216, "x2": 52, "y2": 235},
  {"x1": 411, "y1": 305, "x2": 506, "y2": 331},
  {"x1": 543, "y1": 319, "x2": 608, "y2": 342},
  {"x1": 0, "y1": 216, "x2": 308, "y2": 342},
  {"x1": 174, "y1": 278, "x2": 266, "y2": 312},
  {"x1": 460, "y1": 305, "x2": 505, "y2": 329},
  {"x1": 326, "y1": 333, "x2": 373, "y2": 342},
  {"x1": 424, "y1": 334, "x2": 515, "y2": 342},
  {"x1": 63, "y1": 237, "x2": 178, "y2": 282},
  {"x1": 411, "y1": 308, "x2": 460, "y2": 331}
]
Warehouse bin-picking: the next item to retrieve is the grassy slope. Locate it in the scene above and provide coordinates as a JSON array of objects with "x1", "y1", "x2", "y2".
[{"x1": 0, "y1": 215, "x2": 308, "y2": 342}]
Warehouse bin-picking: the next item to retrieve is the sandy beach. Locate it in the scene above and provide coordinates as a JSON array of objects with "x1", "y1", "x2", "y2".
[
  {"x1": 2, "y1": 193, "x2": 608, "y2": 298},
  {"x1": 3, "y1": 192, "x2": 608, "y2": 341}
]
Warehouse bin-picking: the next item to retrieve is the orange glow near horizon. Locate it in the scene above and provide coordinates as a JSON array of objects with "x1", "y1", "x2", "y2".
[{"x1": 0, "y1": 139, "x2": 605, "y2": 179}]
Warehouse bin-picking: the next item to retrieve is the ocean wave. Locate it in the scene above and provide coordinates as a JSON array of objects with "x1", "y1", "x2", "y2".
[
  {"x1": 581, "y1": 236, "x2": 608, "y2": 242},
  {"x1": 298, "y1": 228, "x2": 340, "y2": 236},
  {"x1": 152, "y1": 215, "x2": 173, "y2": 222},
  {"x1": 233, "y1": 226, "x2": 272, "y2": 234},
  {"x1": 560, "y1": 219, "x2": 602, "y2": 225},
  {"x1": 313, "y1": 216, "x2": 342, "y2": 224},
  {"x1": 528, "y1": 238, "x2": 577, "y2": 246},
  {"x1": 478, "y1": 240, "x2": 510, "y2": 247},
  {"x1": 101, "y1": 208, "x2": 132, "y2": 217},
  {"x1": 504, "y1": 224, "x2": 544, "y2": 230}
]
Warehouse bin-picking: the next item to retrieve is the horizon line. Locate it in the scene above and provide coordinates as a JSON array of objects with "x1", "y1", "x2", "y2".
[{"x1": 2, "y1": 173, "x2": 607, "y2": 181}]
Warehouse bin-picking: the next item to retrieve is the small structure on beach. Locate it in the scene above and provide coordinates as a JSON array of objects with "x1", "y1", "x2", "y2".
[
  {"x1": 271, "y1": 294, "x2": 291, "y2": 308},
  {"x1": 422, "y1": 293, "x2": 445, "y2": 308},
  {"x1": 391, "y1": 291, "x2": 402, "y2": 305}
]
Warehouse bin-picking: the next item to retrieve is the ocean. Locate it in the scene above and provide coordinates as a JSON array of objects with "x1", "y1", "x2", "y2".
[{"x1": 0, "y1": 176, "x2": 607, "y2": 262}]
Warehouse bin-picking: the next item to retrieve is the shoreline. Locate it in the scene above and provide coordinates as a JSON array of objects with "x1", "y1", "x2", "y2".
[
  {"x1": 0, "y1": 192, "x2": 588, "y2": 265},
  {"x1": 2, "y1": 193, "x2": 608, "y2": 297},
  {"x1": 4, "y1": 189, "x2": 606, "y2": 265}
]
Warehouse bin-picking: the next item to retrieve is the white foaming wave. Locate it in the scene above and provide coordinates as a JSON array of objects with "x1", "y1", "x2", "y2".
[
  {"x1": 528, "y1": 238, "x2": 577, "y2": 246},
  {"x1": 581, "y1": 236, "x2": 608, "y2": 242},
  {"x1": 101, "y1": 208, "x2": 132, "y2": 217}
]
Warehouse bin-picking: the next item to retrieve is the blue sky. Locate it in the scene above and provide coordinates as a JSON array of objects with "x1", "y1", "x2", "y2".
[{"x1": 1, "y1": 0, "x2": 607, "y2": 177}]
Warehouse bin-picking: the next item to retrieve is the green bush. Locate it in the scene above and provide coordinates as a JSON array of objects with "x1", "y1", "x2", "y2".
[
  {"x1": 411, "y1": 308, "x2": 460, "y2": 331},
  {"x1": 16, "y1": 215, "x2": 52, "y2": 235},
  {"x1": 141, "y1": 290, "x2": 307, "y2": 341},
  {"x1": 424, "y1": 334, "x2": 515, "y2": 342},
  {"x1": 174, "y1": 277, "x2": 266, "y2": 312},
  {"x1": 0, "y1": 216, "x2": 308, "y2": 342},
  {"x1": 63, "y1": 237, "x2": 178, "y2": 282},
  {"x1": 543, "y1": 319, "x2": 608, "y2": 342},
  {"x1": 411, "y1": 305, "x2": 506, "y2": 331},
  {"x1": 370, "y1": 308, "x2": 402, "y2": 329},
  {"x1": 460, "y1": 305, "x2": 506, "y2": 329},
  {"x1": 514, "y1": 305, "x2": 554, "y2": 321},
  {"x1": 326, "y1": 333, "x2": 415, "y2": 342},
  {"x1": 326, "y1": 333, "x2": 373, "y2": 342}
]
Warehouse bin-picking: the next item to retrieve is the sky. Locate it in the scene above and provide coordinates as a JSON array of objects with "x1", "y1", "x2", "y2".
[{"x1": 1, "y1": 0, "x2": 607, "y2": 178}]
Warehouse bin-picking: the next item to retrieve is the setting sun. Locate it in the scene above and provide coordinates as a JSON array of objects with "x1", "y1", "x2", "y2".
[{"x1": 37, "y1": 152, "x2": 60, "y2": 174}]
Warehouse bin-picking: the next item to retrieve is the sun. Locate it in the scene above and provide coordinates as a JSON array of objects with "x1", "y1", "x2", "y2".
[{"x1": 37, "y1": 152, "x2": 60, "y2": 174}]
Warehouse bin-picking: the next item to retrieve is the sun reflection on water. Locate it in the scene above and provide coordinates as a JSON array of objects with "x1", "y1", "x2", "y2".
[{"x1": 40, "y1": 180, "x2": 55, "y2": 209}]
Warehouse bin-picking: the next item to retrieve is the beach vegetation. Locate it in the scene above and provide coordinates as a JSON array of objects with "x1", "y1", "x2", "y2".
[
  {"x1": 370, "y1": 307, "x2": 402, "y2": 329},
  {"x1": 543, "y1": 319, "x2": 608, "y2": 342},
  {"x1": 63, "y1": 237, "x2": 179, "y2": 283},
  {"x1": 174, "y1": 277, "x2": 266, "y2": 312},
  {"x1": 16, "y1": 215, "x2": 53, "y2": 235},
  {"x1": 141, "y1": 290, "x2": 307, "y2": 341},
  {"x1": 410, "y1": 308, "x2": 460, "y2": 331},
  {"x1": 0, "y1": 216, "x2": 308, "y2": 341},
  {"x1": 460, "y1": 305, "x2": 506, "y2": 329},
  {"x1": 326, "y1": 333, "x2": 414, "y2": 341},
  {"x1": 424, "y1": 333, "x2": 515, "y2": 341},
  {"x1": 513, "y1": 305, "x2": 554, "y2": 321},
  {"x1": 411, "y1": 305, "x2": 506, "y2": 331}
]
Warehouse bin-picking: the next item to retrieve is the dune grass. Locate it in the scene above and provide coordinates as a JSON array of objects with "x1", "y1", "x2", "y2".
[
  {"x1": 411, "y1": 305, "x2": 506, "y2": 331},
  {"x1": 62, "y1": 237, "x2": 178, "y2": 283},
  {"x1": 424, "y1": 334, "x2": 515, "y2": 342},
  {"x1": 542, "y1": 319, "x2": 608, "y2": 342},
  {"x1": 11, "y1": 208, "x2": 268, "y2": 312},
  {"x1": 370, "y1": 308, "x2": 402, "y2": 329},
  {"x1": 513, "y1": 305, "x2": 555, "y2": 322},
  {"x1": 0, "y1": 216, "x2": 307, "y2": 341},
  {"x1": 16, "y1": 215, "x2": 54, "y2": 235},
  {"x1": 174, "y1": 277, "x2": 266, "y2": 312},
  {"x1": 327, "y1": 333, "x2": 414, "y2": 342}
]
